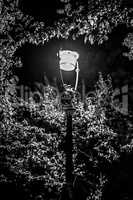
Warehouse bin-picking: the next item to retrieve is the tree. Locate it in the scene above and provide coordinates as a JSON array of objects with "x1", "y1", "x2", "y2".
[{"x1": 0, "y1": 73, "x2": 129, "y2": 200}]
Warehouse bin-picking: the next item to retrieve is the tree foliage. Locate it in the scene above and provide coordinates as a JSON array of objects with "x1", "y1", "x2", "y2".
[{"x1": 0, "y1": 73, "x2": 131, "y2": 200}]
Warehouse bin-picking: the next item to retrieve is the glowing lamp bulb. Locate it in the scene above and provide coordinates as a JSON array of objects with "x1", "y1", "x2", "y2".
[{"x1": 59, "y1": 50, "x2": 79, "y2": 71}]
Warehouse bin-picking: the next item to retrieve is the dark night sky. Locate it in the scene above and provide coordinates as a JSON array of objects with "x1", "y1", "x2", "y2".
[{"x1": 15, "y1": 0, "x2": 133, "y2": 91}]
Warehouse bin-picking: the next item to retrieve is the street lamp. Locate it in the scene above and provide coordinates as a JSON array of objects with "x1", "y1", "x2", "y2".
[
  {"x1": 59, "y1": 50, "x2": 79, "y2": 91},
  {"x1": 58, "y1": 50, "x2": 79, "y2": 199}
]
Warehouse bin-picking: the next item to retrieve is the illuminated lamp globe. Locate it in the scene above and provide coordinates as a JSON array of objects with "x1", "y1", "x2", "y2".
[{"x1": 59, "y1": 50, "x2": 79, "y2": 71}]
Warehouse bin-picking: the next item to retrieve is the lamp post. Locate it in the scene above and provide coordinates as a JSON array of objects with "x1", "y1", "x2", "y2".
[{"x1": 58, "y1": 50, "x2": 79, "y2": 199}]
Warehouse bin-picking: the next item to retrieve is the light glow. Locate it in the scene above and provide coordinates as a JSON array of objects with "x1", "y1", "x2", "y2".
[{"x1": 59, "y1": 50, "x2": 79, "y2": 71}]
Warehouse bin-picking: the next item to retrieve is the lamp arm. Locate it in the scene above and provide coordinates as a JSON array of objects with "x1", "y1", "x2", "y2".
[
  {"x1": 74, "y1": 62, "x2": 79, "y2": 91},
  {"x1": 60, "y1": 69, "x2": 65, "y2": 88}
]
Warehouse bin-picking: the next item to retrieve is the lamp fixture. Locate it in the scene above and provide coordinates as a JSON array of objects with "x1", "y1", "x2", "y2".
[{"x1": 59, "y1": 50, "x2": 79, "y2": 71}]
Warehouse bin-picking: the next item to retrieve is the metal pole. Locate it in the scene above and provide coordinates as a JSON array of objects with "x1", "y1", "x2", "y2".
[
  {"x1": 64, "y1": 108, "x2": 74, "y2": 200},
  {"x1": 65, "y1": 109, "x2": 73, "y2": 185},
  {"x1": 59, "y1": 106, "x2": 74, "y2": 200}
]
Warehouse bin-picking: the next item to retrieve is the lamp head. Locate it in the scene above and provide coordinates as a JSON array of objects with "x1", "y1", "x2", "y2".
[{"x1": 59, "y1": 50, "x2": 79, "y2": 71}]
